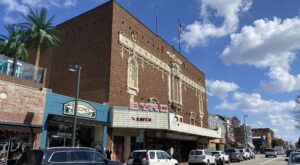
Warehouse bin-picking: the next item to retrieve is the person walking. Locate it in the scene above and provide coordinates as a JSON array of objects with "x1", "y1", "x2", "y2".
[{"x1": 106, "y1": 149, "x2": 112, "y2": 160}]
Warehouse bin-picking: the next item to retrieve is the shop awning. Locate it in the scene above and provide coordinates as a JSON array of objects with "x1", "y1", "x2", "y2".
[
  {"x1": 48, "y1": 114, "x2": 109, "y2": 126},
  {"x1": 247, "y1": 142, "x2": 255, "y2": 148},
  {"x1": 0, "y1": 122, "x2": 42, "y2": 133}
]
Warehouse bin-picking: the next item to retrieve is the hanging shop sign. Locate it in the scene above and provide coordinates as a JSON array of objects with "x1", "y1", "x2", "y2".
[
  {"x1": 63, "y1": 100, "x2": 96, "y2": 119},
  {"x1": 129, "y1": 102, "x2": 168, "y2": 112}
]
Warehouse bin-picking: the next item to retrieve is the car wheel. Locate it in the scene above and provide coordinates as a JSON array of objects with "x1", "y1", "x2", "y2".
[
  {"x1": 207, "y1": 160, "x2": 210, "y2": 165},
  {"x1": 227, "y1": 159, "x2": 230, "y2": 164},
  {"x1": 237, "y1": 158, "x2": 240, "y2": 162}
]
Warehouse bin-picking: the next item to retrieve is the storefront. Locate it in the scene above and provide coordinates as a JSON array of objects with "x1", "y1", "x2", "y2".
[
  {"x1": 0, "y1": 80, "x2": 46, "y2": 164},
  {"x1": 40, "y1": 90, "x2": 109, "y2": 149},
  {"x1": 168, "y1": 113, "x2": 221, "y2": 162},
  {"x1": 110, "y1": 105, "x2": 169, "y2": 162},
  {"x1": 145, "y1": 130, "x2": 198, "y2": 162},
  {"x1": 209, "y1": 138, "x2": 225, "y2": 151}
]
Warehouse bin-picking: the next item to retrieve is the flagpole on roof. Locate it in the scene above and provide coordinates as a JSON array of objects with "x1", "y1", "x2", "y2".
[
  {"x1": 178, "y1": 18, "x2": 182, "y2": 53},
  {"x1": 155, "y1": 0, "x2": 158, "y2": 34}
]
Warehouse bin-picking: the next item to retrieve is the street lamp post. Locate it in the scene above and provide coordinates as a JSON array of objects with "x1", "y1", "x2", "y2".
[
  {"x1": 68, "y1": 65, "x2": 81, "y2": 147},
  {"x1": 244, "y1": 115, "x2": 248, "y2": 149}
]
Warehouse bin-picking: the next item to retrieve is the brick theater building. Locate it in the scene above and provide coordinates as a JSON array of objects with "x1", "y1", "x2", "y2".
[{"x1": 37, "y1": 1, "x2": 221, "y2": 162}]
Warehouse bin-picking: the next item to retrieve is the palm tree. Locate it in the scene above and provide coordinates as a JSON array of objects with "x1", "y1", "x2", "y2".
[
  {"x1": 22, "y1": 7, "x2": 60, "y2": 81},
  {"x1": 0, "y1": 24, "x2": 28, "y2": 77}
]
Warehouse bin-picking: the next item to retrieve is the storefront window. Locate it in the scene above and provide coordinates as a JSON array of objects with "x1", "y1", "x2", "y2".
[{"x1": 47, "y1": 121, "x2": 94, "y2": 148}]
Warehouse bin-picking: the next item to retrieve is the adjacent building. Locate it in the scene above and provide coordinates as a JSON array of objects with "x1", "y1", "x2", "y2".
[
  {"x1": 235, "y1": 125, "x2": 254, "y2": 149},
  {"x1": 35, "y1": 0, "x2": 221, "y2": 162},
  {"x1": 251, "y1": 128, "x2": 275, "y2": 151},
  {"x1": 208, "y1": 114, "x2": 226, "y2": 151},
  {"x1": 0, "y1": 54, "x2": 47, "y2": 162},
  {"x1": 40, "y1": 90, "x2": 110, "y2": 149}
]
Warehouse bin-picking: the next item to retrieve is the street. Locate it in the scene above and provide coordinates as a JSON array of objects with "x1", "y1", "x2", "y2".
[{"x1": 179, "y1": 154, "x2": 288, "y2": 165}]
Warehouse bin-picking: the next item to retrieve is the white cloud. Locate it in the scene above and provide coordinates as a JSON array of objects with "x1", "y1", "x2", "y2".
[
  {"x1": 181, "y1": 0, "x2": 252, "y2": 49},
  {"x1": 0, "y1": 0, "x2": 29, "y2": 14},
  {"x1": 269, "y1": 113, "x2": 297, "y2": 130},
  {"x1": 221, "y1": 17, "x2": 300, "y2": 93},
  {"x1": 254, "y1": 121, "x2": 265, "y2": 127},
  {"x1": 21, "y1": 0, "x2": 42, "y2": 6},
  {"x1": 215, "y1": 92, "x2": 295, "y2": 113},
  {"x1": 206, "y1": 80, "x2": 239, "y2": 100},
  {"x1": 0, "y1": 0, "x2": 78, "y2": 23},
  {"x1": 49, "y1": 0, "x2": 77, "y2": 8}
]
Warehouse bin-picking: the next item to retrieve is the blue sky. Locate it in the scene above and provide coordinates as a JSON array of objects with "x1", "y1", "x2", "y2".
[{"x1": 0, "y1": 0, "x2": 300, "y2": 144}]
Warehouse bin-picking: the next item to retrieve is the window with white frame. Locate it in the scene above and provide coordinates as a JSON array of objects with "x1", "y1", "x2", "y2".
[
  {"x1": 175, "y1": 115, "x2": 183, "y2": 123},
  {"x1": 190, "y1": 118, "x2": 195, "y2": 125}
]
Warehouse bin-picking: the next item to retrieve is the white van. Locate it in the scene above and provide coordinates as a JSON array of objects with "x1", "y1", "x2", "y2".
[{"x1": 127, "y1": 150, "x2": 178, "y2": 165}]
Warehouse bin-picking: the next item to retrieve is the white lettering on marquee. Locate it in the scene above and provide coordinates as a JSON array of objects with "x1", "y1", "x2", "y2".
[{"x1": 129, "y1": 102, "x2": 168, "y2": 112}]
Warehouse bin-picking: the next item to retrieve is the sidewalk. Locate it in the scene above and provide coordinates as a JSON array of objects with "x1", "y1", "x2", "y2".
[{"x1": 179, "y1": 163, "x2": 188, "y2": 165}]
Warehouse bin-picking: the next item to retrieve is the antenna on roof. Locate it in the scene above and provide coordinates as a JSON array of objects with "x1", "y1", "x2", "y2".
[{"x1": 155, "y1": 0, "x2": 158, "y2": 34}]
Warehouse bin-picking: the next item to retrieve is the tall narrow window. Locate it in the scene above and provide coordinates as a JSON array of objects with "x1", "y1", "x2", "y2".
[
  {"x1": 127, "y1": 57, "x2": 139, "y2": 101},
  {"x1": 169, "y1": 63, "x2": 182, "y2": 111},
  {"x1": 199, "y1": 93, "x2": 204, "y2": 115}
]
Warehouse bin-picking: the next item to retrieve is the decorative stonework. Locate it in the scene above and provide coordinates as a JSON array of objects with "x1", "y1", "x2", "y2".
[
  {"x1": 119, "y1": 33, "x2": 205, "y2": 93},
  {"x1": 127, "y1": 56, "x2": 139, "y2": 102}
]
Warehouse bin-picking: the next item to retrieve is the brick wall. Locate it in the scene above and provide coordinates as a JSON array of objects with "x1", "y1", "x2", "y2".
[
  {"x1": 110, "y1": 2, "x2": 208, "y2": 128},
  {"x1": 38, "y1": 1, "x2": 208, "y2": 128},
  {"x1": 0, "y1": 80, "x2": 46, "y2": 125},
  {"x1": 39, "y1": 2, "x2": 114, "y2": 103}
]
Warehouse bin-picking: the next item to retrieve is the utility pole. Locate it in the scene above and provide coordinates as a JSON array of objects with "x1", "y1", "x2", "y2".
[{"x1": 244, "y1": 115, "x2": 248, "y2": 149}]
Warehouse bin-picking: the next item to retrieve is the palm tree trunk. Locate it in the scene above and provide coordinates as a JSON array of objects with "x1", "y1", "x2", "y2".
[
  {"x1": 33, "y1": 45, "x2": 41, "y2": 81},
  {"x1": 11, "y1": 55, "x2": 18, "y2": 77}
]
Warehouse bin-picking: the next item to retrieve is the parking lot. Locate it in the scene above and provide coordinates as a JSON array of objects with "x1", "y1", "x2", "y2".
[{"x1": 179, "y1": 154, "x2": 288, "y2": 165}]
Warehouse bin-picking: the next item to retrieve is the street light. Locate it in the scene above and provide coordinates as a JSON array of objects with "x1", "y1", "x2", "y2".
[
  {"x1": 68, "y1": 64, "x2": 81, "y2": 147},
  {"x1": 244, "y1": 115, "x2": 248, "y2": 149}
]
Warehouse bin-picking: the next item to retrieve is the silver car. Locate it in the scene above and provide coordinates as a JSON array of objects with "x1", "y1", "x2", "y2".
[
  {"x1": 286, "y1": 152, "x2": 300, "y2": 165},
  {"x1": 265, "y1": 148, "x2": 277, "y2": 158}
]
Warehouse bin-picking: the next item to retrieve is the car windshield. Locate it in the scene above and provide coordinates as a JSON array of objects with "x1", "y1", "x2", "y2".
[
  {"x1": 265, "y1": 149, "x2": 274, "y2": 152},
  {"x1": 211, "y1": 152, "x2": 220, "y2": 155},
  {"x1": 190, "y1": 151, "x2": 203, "y2": 155},
  {"x1": 246, "y1": 149, "x2": 250, "y2": 152},
  {"x1": 291, "y1": 153, "x2": 300, "y2": 162},
  {"x1": 226, "y1": 149, "x2": 235, "y2": 153},
  {"x1": 239, "y1": 150, "x2": 244, "y2": 153},
  {"x1": 132, "y1": 152, "x2": 146, "y2": 159}
]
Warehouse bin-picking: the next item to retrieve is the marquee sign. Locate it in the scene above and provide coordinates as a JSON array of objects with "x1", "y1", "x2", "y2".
[
  {"x1": 129, "y1": 102, "x2": 168, "y2": 112},
  {"x1": 132, "y1": 117, "x2": 152, "y2": 122},
  {"x1": 63, "y1": 100, "x2": 96, "y2": 119}
]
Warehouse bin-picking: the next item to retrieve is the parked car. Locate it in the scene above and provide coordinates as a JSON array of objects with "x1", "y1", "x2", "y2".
[
  {"x1": 238, "y1": 149, "x2": 250, "y2": 160},
  {"x1": 285, "y1": 151, "x2": 300, "y2": 165},
  {"x1": 286, "y1": 149, "x2": 295, "y2": 157},
  {"x1": 188, "y1": 149, "x2": 216, "y2": 165},
  {"x1": 265, "y1": 148, "x2": 277, "y2": 158},
  {"x1": 225, "y1": 149, "x2": 243, "y2": 162},
  {"x1": 211, "y1": 151, "x2": 230, "y2": 164},
  {"x1": 16, "y1": 147, "x2": 122, "y2": 165},
  {"x1": 246, "y1": 148, "x2": 255, "y2": 159},
  {"x1": 274, "y1": 146, "x2": 285, "y2": 155},
  {"x1": 127, "y1": 150, "x2": 178, "y2": 165}
]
